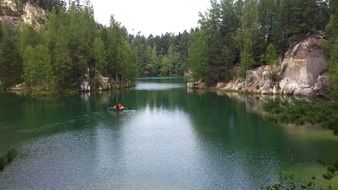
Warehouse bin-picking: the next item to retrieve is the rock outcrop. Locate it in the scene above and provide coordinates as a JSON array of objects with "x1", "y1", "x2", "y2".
[
  {"x1": 187, "y1": 80, "x2": 207, "y2": 89},
  {"x1": 278, "y1": 35, "x2": 327, "y2": 95},
  {"x1": 204, "y1": 34, "x2": 327, "y2": 96},
  {"x1": 80, "y1": 69, "x2": 133, "y2": 92},
  {"x1": 0, "y1": 0, "x2": 46, "y2": 29}
]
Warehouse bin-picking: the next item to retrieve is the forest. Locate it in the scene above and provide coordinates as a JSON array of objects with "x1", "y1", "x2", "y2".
[
  {"x1": 131, "y1": 31, "x2": 189, "y2": 76},
  {"x1": 187, "y1": 0, "x2": 337, "y2": 97},
  {"x1": 0, "y1": 0, "x2": 137, "y2": 93},
  {"x1": 0, "y1": 0, "x2": 337, "y2": 96}
]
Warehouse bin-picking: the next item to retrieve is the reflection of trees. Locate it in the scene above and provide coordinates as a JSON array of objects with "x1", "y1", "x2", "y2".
[
  {"x1": 1, "y1": 83, "x2": 338, "y2": 180},
  {"x1": 184, "y1": 91, "x2": 338, "y2": 188},
  {"x1": 126, "y1": 89, "x2": 188, "y2": 110},
  {"x1": 185, "y1": 91, "x2": 287, "y2": 149}
]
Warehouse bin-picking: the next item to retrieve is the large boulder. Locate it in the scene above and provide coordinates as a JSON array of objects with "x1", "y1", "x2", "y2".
[{"x1": 279, "y1": 34, "x2": 327, "y2": 95}]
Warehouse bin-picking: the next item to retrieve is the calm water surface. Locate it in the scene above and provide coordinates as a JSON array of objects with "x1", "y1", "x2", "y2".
[{"x1": 0, "y1": 78, "x2": 337, "y2": 189}]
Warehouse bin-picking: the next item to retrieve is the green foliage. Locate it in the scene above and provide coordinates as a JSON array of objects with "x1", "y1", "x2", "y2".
[
  {"x1": 51, "y1": 25, "x2": 72, "y2": 89},
  {"x1": 93, "y1": 36, "x2": 107, "y2": 73},
  {"x1": 0, "y1": 1, "x2": 138, "y2": 93},
  {"x1": 23, "y1": 45, "x2": 53, "y2": 89},
  {"x1": 318, "y1": 160, "x2": 338, "y2": 181},
  {"x1": 131, "y1": 32, "x2": 189, "y2": 77},
  {"x1": 263, "y1": 99, "x2": 338, "y2": 135},
  {"x1": 261, "y1": 43, "x2": 278, "y2": 65},
  {"x1": 19, "y1": 24, "x2": 44, "y2": 53},
  {"x1": 0, "y1": 22, "x2": 22, "y2": 89},
  {"x1": 101, "y1": 19, "x2": 138, "y2": 81},
  {"x1": 0, "y1": 149, "x2": 18, "y2": 172},
  {"x1": 261, "y1": 172, "x2": 334, "y2": 190},
  {"x1": 187, "y1": 0, "x2": 330, "y2": 82},
  {"x1": 321, "y1": 0, "x2": 338, "y2": 99},
  {"x1": 187, "y1": 30, "x2": 210, "y2": 80},
  {"x1": 235, "y1": 0, "x2": 260, "y2": 77},
  {"x1": 29, "y1": 0, "x2": 65, "y2": 11}
]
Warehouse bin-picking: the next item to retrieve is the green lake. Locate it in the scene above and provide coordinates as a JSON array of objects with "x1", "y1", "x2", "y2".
[{"x1": 0, "y1": 77, "x2": 337, "y2": 189}]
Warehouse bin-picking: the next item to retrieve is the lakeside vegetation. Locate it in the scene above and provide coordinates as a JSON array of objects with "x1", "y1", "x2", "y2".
[
  {"x1": 1, "y1": 0, "x2": 337, "y2": 96},
  {"x1": 262, "y1": 172, "x2": 335, "y2": 190},
  {"x1": 132, "y1": 32, "x2": 189, "y2": 77},
  {"x1": 0, "y1": 149, "x2": 17, "y2": 171},
  {"x1": 0, "y1": 0, "x2": 137, "y2": 93},
  {"x1": 263, "y1": 99, "x2": 338, "y2": 135},
  {"x1": 186, "y1": 0, "x2": 338, "y2": 100},
  {"x1": 0, "y1": 1, "x2": 337, "y2": 189}
]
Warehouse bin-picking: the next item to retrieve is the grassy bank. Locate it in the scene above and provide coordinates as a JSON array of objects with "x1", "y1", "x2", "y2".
[
  {"x1": 263, "y1": 99, "x2": 338, "y2": 135},
  {"x1": 0, "y1": 149, "x2": 17, "y2": 171}
]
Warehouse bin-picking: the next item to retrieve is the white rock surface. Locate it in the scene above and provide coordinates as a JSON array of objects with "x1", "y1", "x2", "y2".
[{"x1": 215, "y1": 34, "x2": 327, "y2": 96}]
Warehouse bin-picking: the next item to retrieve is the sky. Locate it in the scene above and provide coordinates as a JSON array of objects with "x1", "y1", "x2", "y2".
[{"x1": 90, "y1": 0, "x2": 211, "y2": 36}]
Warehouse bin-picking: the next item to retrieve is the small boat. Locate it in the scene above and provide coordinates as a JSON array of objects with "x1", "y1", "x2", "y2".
[{"x1": 105, "y1": 107, "x2": 129, "y2": 112}]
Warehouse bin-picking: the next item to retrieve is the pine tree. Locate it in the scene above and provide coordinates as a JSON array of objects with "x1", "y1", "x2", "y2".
[
  {"x1": 199, "y1": 0, "x2": 225, "y2": 81},
  {"x1": 322, "y1": 0, "x2": 338, "y2": 98},
  {"x1": 235, "y1": 0, "x2": 259, "y2": 77},
  {"x1": 258, "y1": 0, "x2": 278, "y2": 50},
  {"x1": 187, "y1": 30, "x2": 210, "y2": 80},
  {"x1": 132, "y1": 34, "x2": 149, "y2": 76},
  {"x1": 53, "y1": 25, "x2": 72, "y2": 89},
  {"x1": 22, "y1": 45, "x2": 52, "y2": 89},
  {"x1": 19, "y1": 24, "x2": 43, "y2": 54},
  {"x1": 93, "y1": 36, "x2": 107, "y2": 74},
  {"x1": 0, "y1": 22, "x2": 22, "y2": 89},
  {"x1": 277, "y1": 0, "x2": 293, "y2": 52},
  {"x1": 219, "y1": 0, "x2": 241, "y2": 80},
  {"x1": 261, "y1": 43, "x2": 278, "y2": 65}
]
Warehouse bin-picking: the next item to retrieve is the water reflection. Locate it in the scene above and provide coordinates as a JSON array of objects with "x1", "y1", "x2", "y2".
[
  {"x1": 0, "y1": 78, "x2": 337, "y2": 189},
  {"x1": 135, "y1": 82, "x2": 184, "y2": 91}
]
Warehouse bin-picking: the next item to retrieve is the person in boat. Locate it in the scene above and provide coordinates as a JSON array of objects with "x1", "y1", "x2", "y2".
[{"x1": 113, "y1": 102, "x2": 125, "y2": 110}]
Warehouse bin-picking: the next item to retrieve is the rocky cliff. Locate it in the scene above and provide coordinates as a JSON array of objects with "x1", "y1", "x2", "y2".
[
  {"x1": 0, "y1": 0, "x2": 46, "y2": 29},
  {"x1": 189, "y1": 34, "x2": 328, "y2": 96}
]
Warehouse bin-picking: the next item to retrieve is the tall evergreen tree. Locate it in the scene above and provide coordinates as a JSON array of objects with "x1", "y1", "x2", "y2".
[
  {"x1": 187, "y1": 30, "x2": 210, "y2": 80},
  {"x1": 53, "y1": 25, "x2": 72, "y2": 89},
  {"x1": 93, "y1": 36, "x2": 107, "y2": 74},
  {"x1": 235, "y1": 0, "x2": 259, "y2": 77},
  {"x1": 0, "y1": 22, "x2": 22, "y2": 89},
  {"x1": 199, "y1": 0, "x2": 225, "y2": 81},
  {"x1": 22, "y1": 45, "x2": 52, "y2": 89},
  {"x1": 257, "y1": 0, "x2": 278, "y2": 51},
  {"x1": 322, "y1": 0, "x2": 338, "y2": 98},
  {"x1": 220, "y1": 0, "x2": 241, "y2": 80}
]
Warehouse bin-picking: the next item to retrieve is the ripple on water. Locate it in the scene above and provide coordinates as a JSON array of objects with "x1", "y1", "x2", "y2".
[{"x1": 1, "y1": 78, "x2": 338, "y2": 189}]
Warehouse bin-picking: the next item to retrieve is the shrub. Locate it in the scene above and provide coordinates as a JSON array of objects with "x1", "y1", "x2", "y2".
[
  {"x1": 263, "y1": 99, "x2": 338, "y2": 135},
  {"x1": 0, "y1": 149, "x2": 18, "y2": 172}
]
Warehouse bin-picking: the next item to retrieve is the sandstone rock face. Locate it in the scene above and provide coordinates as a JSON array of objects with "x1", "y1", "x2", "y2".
[
  {"x1": 8, "y1": 83, "x2": 25, "y2": 91},
  {"x1": 0, "y1": 0, "x2": 18, "y2": 13},
  {"x1": 215, "y1": 35, "x2": 327, "y2": 96},
  {"x1": 21, "y1": 3, "x2": 46, "y2": 29},
  {"x1": 279, "y1": 35, "x2": 327, "y2": 95},
  {"x1": 80, "y1": 69, "x2": 132, "y2": 92},
  {"x1": 99, "y1": 76, "x2": 111, "y2": 91},
  {"x1": 187, "y1": 80, "x2": 207, "y2": 89},
  {"x1": 0, "y1": 1, "x2": 46, "y2": 29},
  {"x1": 80, "y1": 69, "x2": 91, "y2": 92}
]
